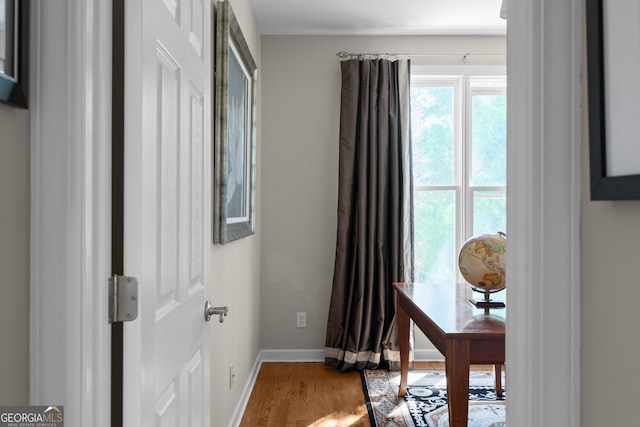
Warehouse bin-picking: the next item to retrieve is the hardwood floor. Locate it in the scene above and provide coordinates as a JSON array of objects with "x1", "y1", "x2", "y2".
[
  {"x1": 239, "y1": 362, "x2": 446, "y2": 427},
  {"x1": 239, "y1": 362, "x2": 369, "y2": 427}
]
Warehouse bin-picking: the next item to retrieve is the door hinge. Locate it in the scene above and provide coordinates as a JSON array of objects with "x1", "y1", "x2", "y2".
[{"x1": 109, "y1": 275, "x2": 139, "y2": 323}]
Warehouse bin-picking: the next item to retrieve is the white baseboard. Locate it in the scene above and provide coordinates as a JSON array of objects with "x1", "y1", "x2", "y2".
[
  {"x1": 226, "y1": 353, "x2": 263, "y2": 427},
  {"x1": 258, "y1": 348, "x2": 326, "y2": 362},
  {"x1": 226, "y1": 347, "x2": 444, "y2": 427},
  {"x1": 414, "y1": 348, "x2": 444, "y2": 361},
  {"x1": 257, "y1": 348, "x2": 444, "y2": 363}
]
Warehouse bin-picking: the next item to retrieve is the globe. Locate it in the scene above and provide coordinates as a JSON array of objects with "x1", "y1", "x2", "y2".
[{"x1": 458, "y1": 233, "x2": 506, "y2": 292}]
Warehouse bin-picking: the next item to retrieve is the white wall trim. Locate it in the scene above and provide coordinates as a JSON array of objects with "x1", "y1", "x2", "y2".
[
  {"x1": 258, "y1": 349, "x2": 325, "y2": 362},
  {"x1": 506, "y1": 0, "x2": 581, "y2": 426},
  {"x1": 30, "y1": 1, "x2": 112, "y2": 426},
  {"x1": 227, "y1": 353, "x2": 263, "y2": 427},
  {"x1": 414, "y1": 349, "x2": 444, "y2": 361},
  {"x1": 256, "y1": 348, "x2": 444, "y2": 363}
]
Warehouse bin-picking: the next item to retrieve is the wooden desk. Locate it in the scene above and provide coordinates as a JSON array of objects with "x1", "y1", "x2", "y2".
[{"x1": 394, "y1": 282, "x2": 505, "y2": 427}]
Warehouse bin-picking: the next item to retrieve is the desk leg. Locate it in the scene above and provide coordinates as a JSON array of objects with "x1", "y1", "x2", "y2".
[
  {"x1": 494, "y1": 364, "x2": 503, "y2": 399},
  {"x1": 445, "y1": 338, "x2": 470, "y2": 427},
  {"x1": 397, "y1": 301, "x2": 410, "y2": 397}
]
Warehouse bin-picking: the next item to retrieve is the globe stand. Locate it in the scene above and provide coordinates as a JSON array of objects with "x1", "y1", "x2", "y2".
[{"x1": 469, "y1": 288, "x2": 505, "y2": 314}]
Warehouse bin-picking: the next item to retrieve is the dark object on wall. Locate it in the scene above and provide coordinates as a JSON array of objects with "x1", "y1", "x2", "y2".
[
  {"x1": 0, "y1": 0, "x2": 29, "y2": 109},
  {"x1": 213, "y1": 0, "x2": 258, "y2": 243},
  {"x1": 586, "y1": 0, "x2": 640, "y2": 200}
]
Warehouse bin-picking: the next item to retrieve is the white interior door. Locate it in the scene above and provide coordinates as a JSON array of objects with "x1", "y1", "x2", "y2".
[{"x1": 122, "y1": 0, "x2": 212, "y2": 425}]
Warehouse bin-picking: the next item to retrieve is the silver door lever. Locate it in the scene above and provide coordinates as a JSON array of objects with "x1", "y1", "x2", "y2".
[{"x1": 204, "y1": 301, "x2": 228, "y2": 322}]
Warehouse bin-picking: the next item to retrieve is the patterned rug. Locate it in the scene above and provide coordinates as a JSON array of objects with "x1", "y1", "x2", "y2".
[{"x1": 361, "y1": 369, "x2": 506, "y2": 427}]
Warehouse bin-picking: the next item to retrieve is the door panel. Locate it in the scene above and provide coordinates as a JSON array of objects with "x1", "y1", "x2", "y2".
[
  {"x1": 188, "y1": 0, "x2": 204, "y2": 56},
  {"x1": 123, "y1": 0, "x2": 211, "y2": 425}
]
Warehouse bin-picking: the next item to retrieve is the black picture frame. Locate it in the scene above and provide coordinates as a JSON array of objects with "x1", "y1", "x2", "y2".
[
  {"x1": 213, "y1": 0, "x2": 258, "y2": 244},
  {"x1": 0, "y1": 0, "x2": 29, "y2": 109},
  {"x1": 586, "y1": 0, "x2": 640, "y2": 200}
]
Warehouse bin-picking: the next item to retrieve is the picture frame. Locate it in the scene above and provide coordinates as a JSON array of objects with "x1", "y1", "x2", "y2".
[
  {"x1": 586, "y1": 0, "x2": 640, "y2": 200},
  {"x1": 213, "y1": 0, "x2": 258, "y2": 243},
  {"x1": 0, "y1": 0, "x2": 29, "y2": 109}
]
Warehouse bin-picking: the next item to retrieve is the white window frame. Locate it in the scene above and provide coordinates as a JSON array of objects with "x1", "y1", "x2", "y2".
[{"x1": 411, "y1": 65, "x2": 506, "y2": 281}]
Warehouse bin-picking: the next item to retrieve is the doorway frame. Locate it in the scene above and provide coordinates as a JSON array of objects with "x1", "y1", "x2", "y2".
[
  {"x1": 29, "y1": 1, "x2": 112, "y2": 425},
  {"x1": 505, "y1": 0, "x2": 581, "y2": 426},
  {"x1": 29, "y1": 0, "x2": 582, "y2": 426}
]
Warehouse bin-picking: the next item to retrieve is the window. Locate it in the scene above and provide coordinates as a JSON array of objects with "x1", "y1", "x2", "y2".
[{"x1": 411, "y1": 68, "x2": 506, "y2": 284}]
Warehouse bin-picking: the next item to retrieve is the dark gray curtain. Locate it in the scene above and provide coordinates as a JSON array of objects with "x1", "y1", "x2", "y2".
[{"x1": 325, "y1": 58, "x2": 413, "y2": 371}]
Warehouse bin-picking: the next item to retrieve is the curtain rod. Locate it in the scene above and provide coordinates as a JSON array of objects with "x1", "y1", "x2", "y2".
[{"x1": 336, "y1": 50, "x2": 505, "y2": 63}]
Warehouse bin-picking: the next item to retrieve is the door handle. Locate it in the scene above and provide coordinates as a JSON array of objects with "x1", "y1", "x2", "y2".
[{"x1": 204, "y1": 301, "x2": 228, "y2": 322}]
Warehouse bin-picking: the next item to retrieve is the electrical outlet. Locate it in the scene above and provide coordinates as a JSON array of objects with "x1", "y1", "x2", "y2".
[
  {"x1": 296, "y1": 312, "x2": 307, "y2": 328},
  {"x1": 229, "y1": 364, "x2": 235, "y2": 389}
]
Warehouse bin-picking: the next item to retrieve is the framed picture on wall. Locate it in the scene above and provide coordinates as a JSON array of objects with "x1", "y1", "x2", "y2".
[
  {"x1": 586, "y1": 0, "x2": 640, "y2": 200},
  {"x1": 0, "y1": 0, "x2": 29, "y2": 108},
  {"x1": 213, "y1": 0, "x2": 258, "y2": 243}
]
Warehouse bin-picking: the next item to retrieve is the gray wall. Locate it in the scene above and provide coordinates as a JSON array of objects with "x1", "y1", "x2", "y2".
[
  {"x1": 209, "y1": 0, "x2": 262, "y2": 425},
  {"x1": 259, "y1": 35, "x2": 506, "y2": 352},
  {"x1": 580, "y1": 85, "x2": 640, "y2": 424},
  {"x1": 0, "y1": 102, "x2": 29, "y2": 404}
]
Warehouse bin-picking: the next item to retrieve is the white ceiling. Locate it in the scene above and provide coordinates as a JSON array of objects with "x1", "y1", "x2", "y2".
[{"x1": 250, "y1": 0, "x2": 506, "y2": 36}]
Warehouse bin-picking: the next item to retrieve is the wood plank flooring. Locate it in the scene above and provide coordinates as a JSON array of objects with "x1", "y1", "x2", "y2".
[
  {"x1": 239, "y1": 362, "x2": 368, "y2": 427},
  {"x1": 239, "y1": 362, "x2": 445, "y2": 427}
]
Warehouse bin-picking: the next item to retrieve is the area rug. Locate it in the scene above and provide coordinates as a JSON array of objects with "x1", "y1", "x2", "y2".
[{"x1": 361, "y1": 369, "x2": 506, "y2": 427}]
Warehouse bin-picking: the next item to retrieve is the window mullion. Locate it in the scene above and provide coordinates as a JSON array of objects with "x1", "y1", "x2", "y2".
[{"x1": 460, "y1": 74, "x2": 471, "y2": 246}]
